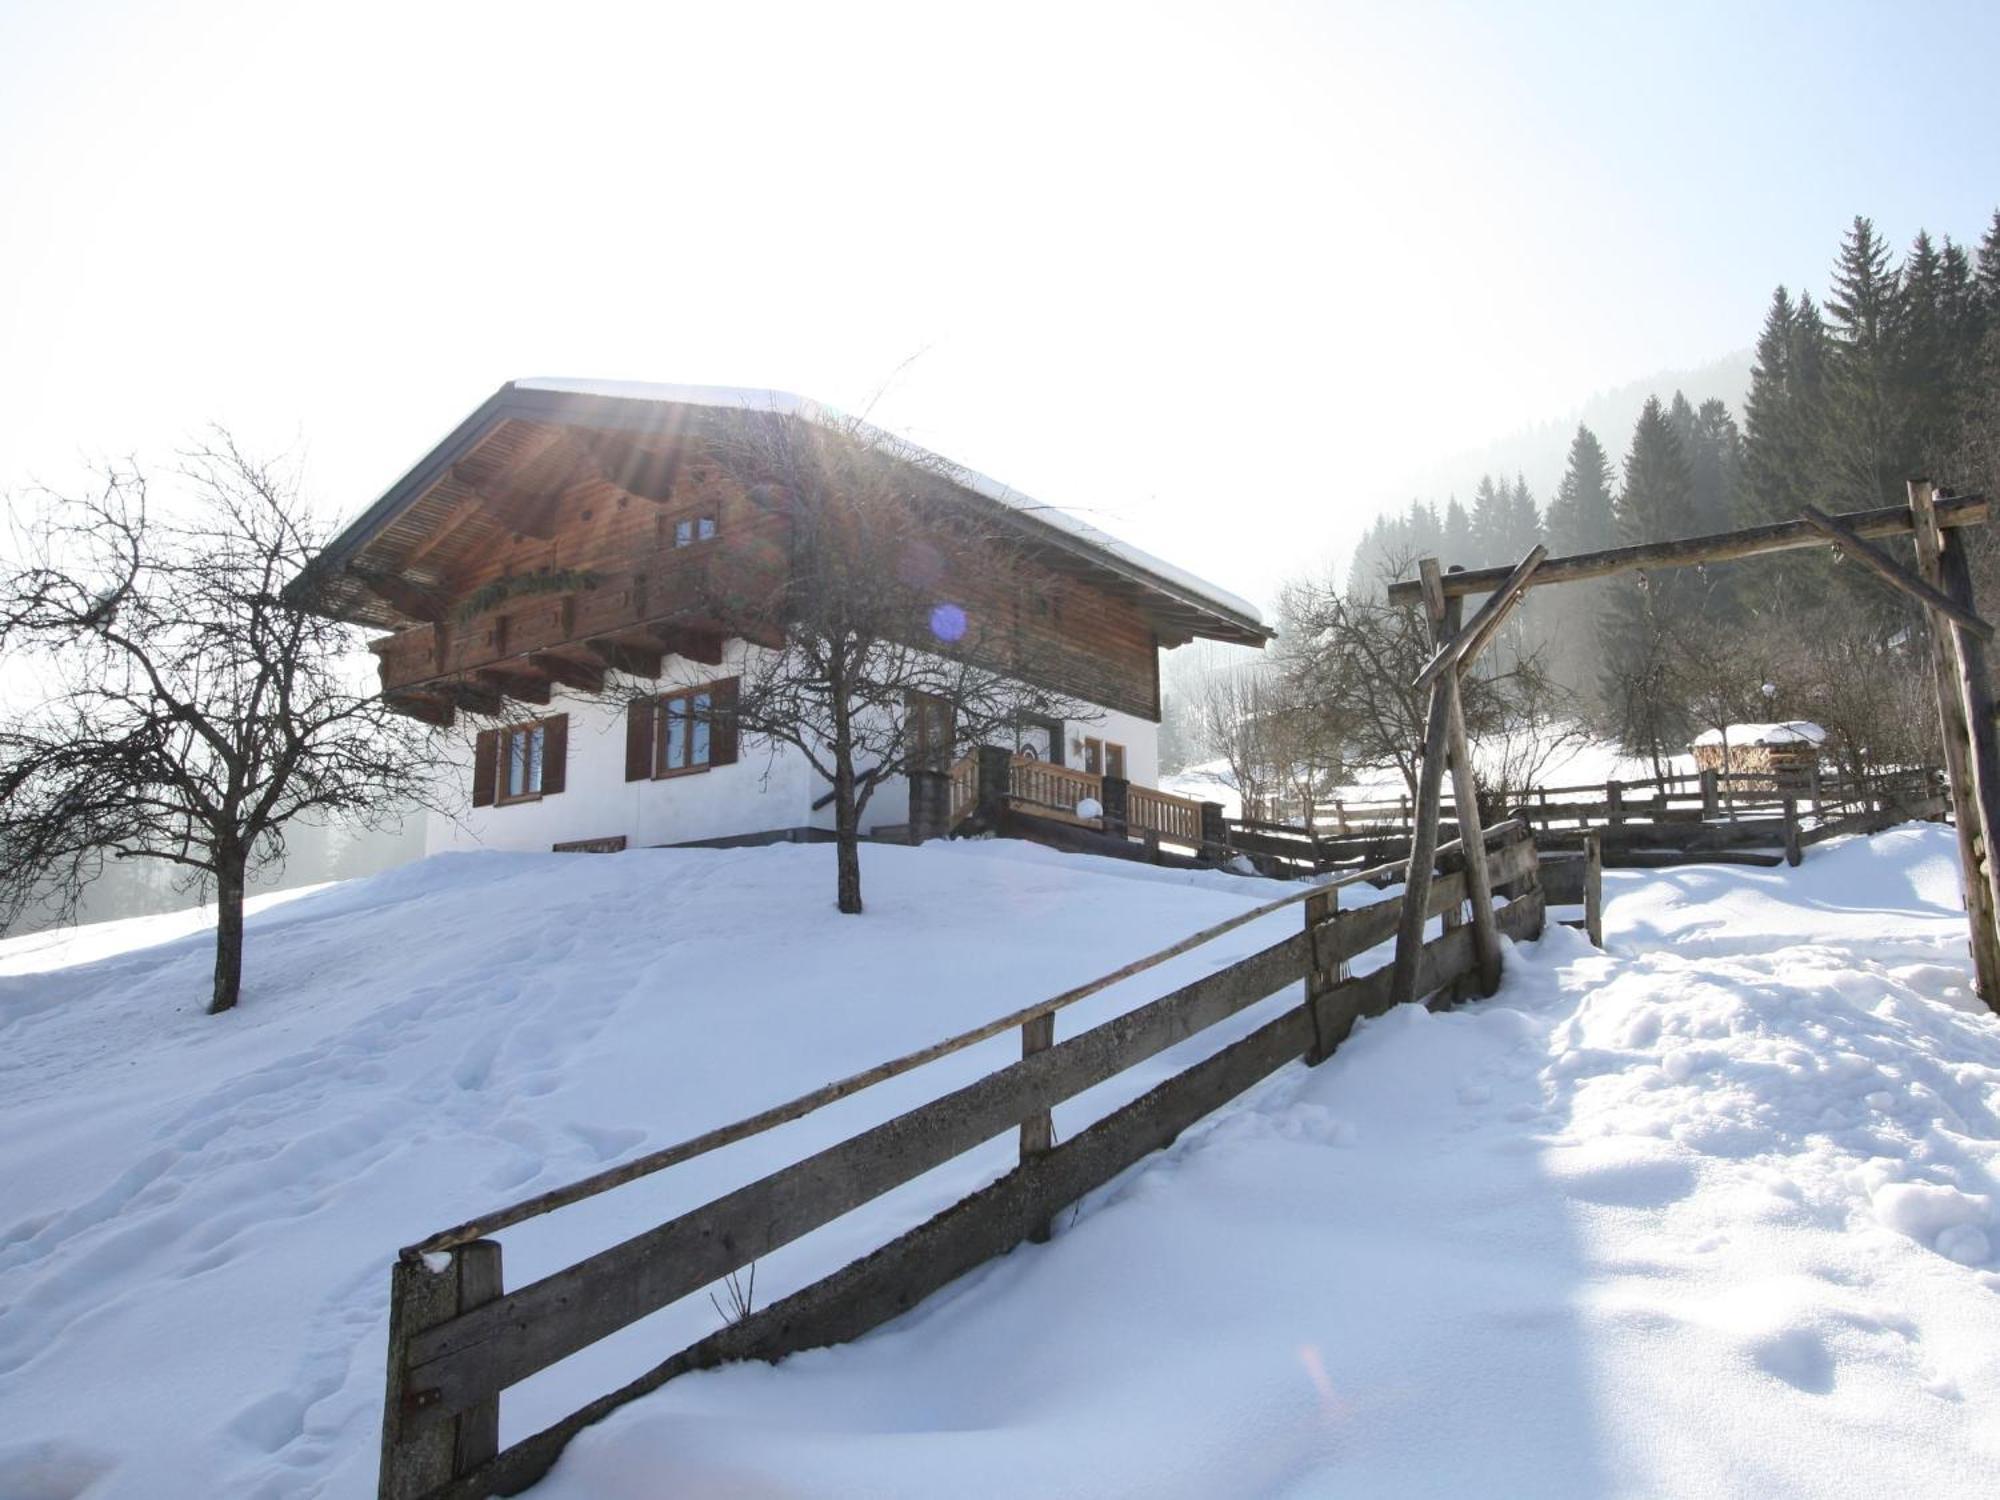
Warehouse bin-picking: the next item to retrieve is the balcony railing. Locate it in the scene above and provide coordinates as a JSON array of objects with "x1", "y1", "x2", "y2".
[{"x1": 947, "y1": 751, "x2": 1209, "y2": 848}]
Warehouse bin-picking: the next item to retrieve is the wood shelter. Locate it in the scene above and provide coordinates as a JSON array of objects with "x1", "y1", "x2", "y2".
[{"x1": 1383, "y1": 483, "x2": 2000, "y2": 1015}]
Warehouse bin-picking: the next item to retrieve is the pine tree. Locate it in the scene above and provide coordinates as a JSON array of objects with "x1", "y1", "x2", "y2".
[
  {"x1": 1899, "y1": 228, "x2": 1960, "y2": 472},
  {"x1": 1547, "y1": 425, "x2": 1616, "y2": 553},
  {"x1": 1614, "y1": 397, "x2": 1697, "y2": 544},
  {"x1": 1741, "y1": 287, "x2": 1797, "y2": 523},
  {"x1": 1504, "y1": 474, "x2": 1541, "y2": 558},
  {"x1": 1686, "y1": 398, "x2": 1744, "y2": 535},
  {"x1": 1443, "y1": 496, "x2": 1471, "y2": 563},
  {"x1": 1600, "y1": 398, "x2": 1699, "y2": 763},
  {"x1": 1469, "y1": 475, "x2": 1507, "y2": 564},
  {"x1": 1976, "y1": 208, "x2": 2000, "y2": 318},
  {"x1": 1820, "y1": 215, "x2": 1907, "y2": 509}
]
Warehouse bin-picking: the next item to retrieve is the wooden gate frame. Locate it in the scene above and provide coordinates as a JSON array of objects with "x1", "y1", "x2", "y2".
[{"x1": 1385, "y1": 483, "x2": 2000, "y2": 1013}]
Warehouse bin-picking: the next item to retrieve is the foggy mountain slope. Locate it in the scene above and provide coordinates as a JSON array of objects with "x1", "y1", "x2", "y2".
[{"x1": 1403, "y1": 348, "x2": 1754, "y2": 515}]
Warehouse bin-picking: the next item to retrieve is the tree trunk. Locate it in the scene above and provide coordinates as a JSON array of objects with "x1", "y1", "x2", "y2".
[
  {"x1": 210, "y1": 851, "x2": 246, "y2": 1015},
  {"x1": 832, "y1": 686, "x2": 863, "y2": 915}
]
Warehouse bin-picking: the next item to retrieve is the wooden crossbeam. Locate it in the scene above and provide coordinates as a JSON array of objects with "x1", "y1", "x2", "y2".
[
  {"x1": 1799, "y1": 506, "x2": 1993, "y2": 640},
  {"x1": 1387, "y1": 491, "x2": 1990, "y2": 605},
  {"x1": 1410, "y1": 545, "x2": 1547, "y2": 692}
]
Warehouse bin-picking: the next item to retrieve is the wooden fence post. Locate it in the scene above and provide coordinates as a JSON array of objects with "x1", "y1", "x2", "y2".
[
  {"x1": 1583, "y1": 829, "x2": 1603, "y2": 949},
  {"x1": 1699, "y1": 768, "x2": 1719, "y2": 819},
  {"x1": 380, "y1": 1240, "x2": 503, "y2": 1500},
  {"x1": 1021, "y1": 1012, "x2": 1055, "y2": 1243},
  {"x1": 1808, "y1": 765, "x2": 1823, "y2": 817},
  {"x1": 1782, "y1": 797, "x2": 1802, "y2": 867},
  {"x1": 1607, "y1": 780, "x2": 1625, "y2": 826},
  {"x1": 1303, "y1": 885, "x2": 1349, "y2": 1065}
]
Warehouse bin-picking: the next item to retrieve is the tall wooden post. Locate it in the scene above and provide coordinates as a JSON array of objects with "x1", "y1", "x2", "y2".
[
  {"x1": 1909, "y1": 480, "x2": 2000, "y2": 1010},
  {"x1": 1387, "y1": 565, "x2": 1458, "y2": 1010},
  {"x1": 1422, "y1": 561, "x2": 1503, "y2": 996},
  {"x1": 1937, "y1": 526, "x2": 2000, "y2": 1017}
]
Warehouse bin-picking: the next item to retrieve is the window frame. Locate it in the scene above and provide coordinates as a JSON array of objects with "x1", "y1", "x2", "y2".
[
  {"x1": 496, "y1": 719, "x2": 550, "y2": 805},
  {"x1": 653, "y1": 684, "x2": 717, "y2": 778}
]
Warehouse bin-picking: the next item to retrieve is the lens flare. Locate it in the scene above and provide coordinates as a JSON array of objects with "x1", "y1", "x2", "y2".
[{"x1": 930, "y1": 602, "x2": 967, "y2": 643}]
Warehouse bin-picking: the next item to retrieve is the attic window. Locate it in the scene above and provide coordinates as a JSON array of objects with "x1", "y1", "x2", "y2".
[{"x1": 672, "y1": 516, "x2": 717, "y2": 548}]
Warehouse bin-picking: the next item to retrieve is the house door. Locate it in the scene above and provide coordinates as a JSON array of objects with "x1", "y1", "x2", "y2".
[{"x1": 1017, "y1": 720, "x2": 1054, "y2": 761}]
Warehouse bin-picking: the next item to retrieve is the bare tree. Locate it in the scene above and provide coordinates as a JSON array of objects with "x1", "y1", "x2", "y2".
[
  {"x1": 1276, "y1": 557, "x2": 1576, "y2": 806},
  {"x1": 667, "y1": 409, "x2": 1085, "y2": 915},
  {"x1": 0, "y1": 438, "x2": 440, "y2": 1014},
  {"x1": 1188, "y1": 652, "x2": 1280, "y2": 819}
]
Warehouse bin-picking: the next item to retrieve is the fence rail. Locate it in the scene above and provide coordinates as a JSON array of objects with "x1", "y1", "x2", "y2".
[
  {"x1": 379, "y1": 824, "x2": 1546, "y2": 1500},
  {"x1": 1229, "y1": 765, "x2": 1947, "y2": 879}
]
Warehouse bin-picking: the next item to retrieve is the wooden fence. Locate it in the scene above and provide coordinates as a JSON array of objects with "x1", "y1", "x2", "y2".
[
  {"x1": 377, "y1": 823, "x2": 1548, "y2": 1500},
  {"x1": 1229, "y1": 765, "x2": 1946, "y2": 879}
]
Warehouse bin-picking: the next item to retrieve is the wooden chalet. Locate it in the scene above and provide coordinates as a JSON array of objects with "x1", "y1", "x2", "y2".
[{"x1": 304, "y1": 379, "x2": 1270, "y2": 854}]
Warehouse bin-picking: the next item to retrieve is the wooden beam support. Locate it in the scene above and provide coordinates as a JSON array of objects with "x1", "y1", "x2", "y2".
[
  {"x1": 441, "y1": 680, "x2": 504, "y2": 718},
  {"x1": 1387, "y1": 491, "x2": 1990, "y2": 605},
  {"x1": 1410, "y1": 544, "x2": 1547, "y2": 692},
  {"x1": 1799, "y1": 506, "x2": 1993, "y2": 639},
  {"x1": 385, "y1": 690, "x2": 456, "y2": 729},
  {"x1": 583, "y1": 637, "x2": 663, "y2": 679},
  {"x1": 1423, "y1": 561, "x2": 1503, "y2": 996},
  {"x1": 527, "y1": 652, "x2": 605, "y2": 694},
  {"x1": 1909, "y1": 480, "x2": 2000, "y2": 1008},
  {"x1": 349, "y1": 568, "x2": 447, "y2": 624},
  {"x1": 642, "y1": 625, "x2": 726, "y2": 667},
  {"x1": 474, "y1": 668, "x2": 551, "y2": 707}
]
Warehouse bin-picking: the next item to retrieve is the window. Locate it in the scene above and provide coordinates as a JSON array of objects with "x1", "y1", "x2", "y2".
[
  {"x1": 908, "y1": 691, "x2": 954, "y2": 773},
  {"x1": 503, "y1": 722, "x2": 545, "y2": 802},
  {"x1": 472, "y1": 714, "x2": 569, "y2": 808},
  {"x1": 1080, "y1": 737, "x2": 1127, "y2": 779},
  {"x1": 625, "y1": 677, "x2": 740, "y2": 781},
  {"x1": 671, "y1": 514, "x2": 718, "y2": 548},
  {"x1": 657, "y1": 686, "x2": 713, "y2": 775}
]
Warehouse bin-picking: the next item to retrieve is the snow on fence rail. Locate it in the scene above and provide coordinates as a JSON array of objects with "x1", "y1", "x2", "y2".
[{"x1": 377, "y1": 824, "x2": 1547, "y2": 1500}]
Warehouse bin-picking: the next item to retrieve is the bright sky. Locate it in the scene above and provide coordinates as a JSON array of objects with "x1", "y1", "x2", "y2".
[{"x1": 3, "y1": 0, "x2": 1996, "y2": 613}]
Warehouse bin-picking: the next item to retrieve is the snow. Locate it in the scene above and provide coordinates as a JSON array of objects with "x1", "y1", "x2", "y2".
[
  {"x1": 509, "y1": 378, "x2": 1266, "y2": 631},
  {"x1": 6, "y1": 828, "x2": 2000, "y2": 1497},
  {"x1": 1691, "y1": 720, "x2": 1829, "y2": 749}
]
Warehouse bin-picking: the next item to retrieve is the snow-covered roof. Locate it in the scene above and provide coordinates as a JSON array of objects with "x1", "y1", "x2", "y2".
[
  {"x1": 512, "y1": 378, "x2": 1266, "y2": 631},
  {"x1": 1690, "y1": 721, "x2": 1828, "y2": 749}
]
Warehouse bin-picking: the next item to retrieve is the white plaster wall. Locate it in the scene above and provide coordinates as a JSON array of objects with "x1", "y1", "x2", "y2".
[
  {"x1": 425, "y1": 642, "x2": 1167, "y2": 853},
  {"x1": 426, "y1": 641, "x2": 816, "y2": 855}
]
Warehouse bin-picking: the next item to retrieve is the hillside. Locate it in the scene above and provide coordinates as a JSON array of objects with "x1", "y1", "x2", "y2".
[{"x1": 4, "y1": 832, "x2": 2000, "y2": 1497}]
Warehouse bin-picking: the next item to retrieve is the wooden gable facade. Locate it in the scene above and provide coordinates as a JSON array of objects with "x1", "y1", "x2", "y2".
[{"x1": 306, "y1": 382, "x2": 1270, "y2": 730}]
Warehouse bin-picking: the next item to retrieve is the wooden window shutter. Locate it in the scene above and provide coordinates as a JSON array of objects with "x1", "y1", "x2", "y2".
[
  {"x1": 709, "y1": 676, "x2": 740, "y2": 766},
  {"x1": 541, "y1": 714, "x2": 569, "y2": 795},
  {"x1": 625, "y1": 699, "x2": 656, "y2": 781},
  {"x1": 472, "y1": 728, "x2": 499, "y2": 808}
]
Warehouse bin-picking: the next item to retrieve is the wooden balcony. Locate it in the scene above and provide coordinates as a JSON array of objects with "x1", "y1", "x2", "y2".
[{"x1": 369, "y1": 538, "x2": 789, "y2": 725}]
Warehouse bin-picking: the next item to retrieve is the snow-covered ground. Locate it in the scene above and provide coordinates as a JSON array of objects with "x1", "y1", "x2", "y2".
[{"x1": 5, "y1": 829, "x2": 2000, "y2": 1497}]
